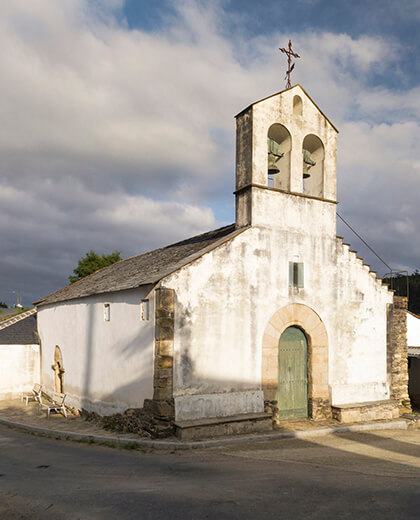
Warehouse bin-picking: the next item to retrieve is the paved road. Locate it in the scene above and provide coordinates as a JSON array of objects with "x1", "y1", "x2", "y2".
[{"x1": 0, "y1": 425, "x2": 419, "y2": 519}]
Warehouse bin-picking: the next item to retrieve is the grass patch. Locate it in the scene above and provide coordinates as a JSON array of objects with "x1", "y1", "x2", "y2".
[
  {"x1": 0, "y1": 307, "x2": 33, "y2": 322},
  {"x1": 120, "y1": 442, "x2": 140, "y2": 451}
]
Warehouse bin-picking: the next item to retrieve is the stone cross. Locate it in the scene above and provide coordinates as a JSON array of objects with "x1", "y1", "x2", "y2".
[{"x1": 279, "y1": 40, "x2": 300, "y2": 89}]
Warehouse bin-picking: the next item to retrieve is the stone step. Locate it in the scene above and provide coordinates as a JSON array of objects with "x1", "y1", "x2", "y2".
[
  {"x1": 332, "y1": 399, "x2": 400, "y2": 424},
  {"x1": 174, "y1": 412, "x2": 273, "y2": 441}
]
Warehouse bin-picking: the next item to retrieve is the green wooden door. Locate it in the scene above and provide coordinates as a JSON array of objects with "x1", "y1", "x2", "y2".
[{"x1": 278, "y1": 326, "x2": 308, "y2": 419}]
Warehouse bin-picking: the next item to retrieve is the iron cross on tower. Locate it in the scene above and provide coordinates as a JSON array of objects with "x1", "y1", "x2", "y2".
[{"x1": 279, "y1": 40, "x2": 300, "y2": 89}]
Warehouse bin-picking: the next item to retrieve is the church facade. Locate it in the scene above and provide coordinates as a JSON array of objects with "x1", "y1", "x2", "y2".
[{"x1": 35, "y1": 85, "x2": 410, "y2": 434}]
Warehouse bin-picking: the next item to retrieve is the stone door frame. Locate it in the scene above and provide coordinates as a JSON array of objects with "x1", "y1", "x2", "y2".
[{"x1": 262, "y1": 303, "x2": 331, "y2": 420}]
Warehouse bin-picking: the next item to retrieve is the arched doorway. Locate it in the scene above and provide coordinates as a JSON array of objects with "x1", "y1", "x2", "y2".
[
  {"x1": 52, "y1": 346, "x2": 65, "y2": 393},
  {"x1": 262, "y1": 303, "x2": 331, "y2": 421},
  {"x1": 278, "y1": 326, "x2": 308, "y2": 419}
]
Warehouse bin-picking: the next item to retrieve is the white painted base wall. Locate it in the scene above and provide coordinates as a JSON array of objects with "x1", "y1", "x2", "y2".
[
  {"x1": 174, "y1": 391, "x2": 264, "y2": 421},
  {"x1": 330, "y1": 382, "x2": 390, "y2": 405},
  {"x1": 0, "y1": 344, "x2": 40, "y2": 400}
]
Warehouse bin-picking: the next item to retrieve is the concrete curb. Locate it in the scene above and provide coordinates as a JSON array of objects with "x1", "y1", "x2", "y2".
[{"x1": 0, "y1": 416, "x2": 410, "y2": 450}]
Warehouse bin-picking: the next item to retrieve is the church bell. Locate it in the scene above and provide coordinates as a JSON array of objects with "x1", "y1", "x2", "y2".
[
  {"x1": 268, "y1": 154, "x2": 281, "y2": 175},
  {"x1": 267, "y1": 138, "x2": 283, "y2": 175},
  {"x1": 303, "y1": 148, "x2": 315, "y2": 179}
]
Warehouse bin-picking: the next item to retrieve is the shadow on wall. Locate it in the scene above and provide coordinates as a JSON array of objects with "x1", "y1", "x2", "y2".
[
  {"x1": 42, "y1": 302, "x2": 155, "y2": 413},
  {"x1": 82, "y1": 303, "x2": 94, "y2": 410},
  {"x1": 80, "y1": 303, "x2": 155, "y2": 411},
  {"x1": 82, "y1": 369, "x2": 261, "y2": 416}
]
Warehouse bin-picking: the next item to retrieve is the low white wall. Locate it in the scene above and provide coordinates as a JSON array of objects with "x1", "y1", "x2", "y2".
[
  {"x1": 407, "y1": 312, "x2": 420, "y2": 347},
  {"x1": 0, "y1": 344, "x2": 40, "y2": 399},
  {"x1": 330, "y1": 382, "x2": 389, "y2": 405}
]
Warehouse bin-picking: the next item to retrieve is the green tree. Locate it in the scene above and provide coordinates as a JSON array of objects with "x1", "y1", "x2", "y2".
[
  {"x1": 0, "y1": 302, "x2": 8, "y2": 308},
  {"x1": 383, "y1": 270, "x2": 420, "y2": 315},
  {"x1": 69, "y1": 250, "x2": 122, "y2": 284}
]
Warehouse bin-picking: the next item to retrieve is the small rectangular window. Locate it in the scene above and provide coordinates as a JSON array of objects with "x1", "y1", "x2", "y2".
[
  {"x1": 104, "y1": 303, "x2": 110, "y2": 321},
  {"x1": 141, "y1": 299, "x2": 150, "y2": 321},
  {"x1": 289, "y1": 262, "x2": 304, "y2": 288}
]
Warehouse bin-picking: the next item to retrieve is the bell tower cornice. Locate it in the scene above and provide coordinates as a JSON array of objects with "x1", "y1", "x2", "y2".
[{"x1": 234, "y1": 182, "x2": 338, "y2": 205}]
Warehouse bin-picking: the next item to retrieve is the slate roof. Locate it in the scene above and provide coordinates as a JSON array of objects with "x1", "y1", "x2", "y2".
[
  {"x1": 0, "y1": 312, "x2": 38, "y2": 345},
  {"x1": 35, "y1": 224, "x2": 246, "y2": 307}
]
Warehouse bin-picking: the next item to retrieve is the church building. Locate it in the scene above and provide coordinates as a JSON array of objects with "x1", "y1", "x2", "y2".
[{"x1": 35, "y1": 85, "x2": 410, "y2": 438}]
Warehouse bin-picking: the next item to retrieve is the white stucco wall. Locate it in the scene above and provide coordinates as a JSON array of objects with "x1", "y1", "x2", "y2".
[
  {"x1": 37, "y1": 286, "x2": 155, "y2": 415},
  {"x1": 407, "y1": 312, "x2": 420, "y2": 347},
  {"x1": 331, "y1": 240, "x2": 392, "y2": 404},
  {"x1": 0, "y1": 344, "x2": 40, "y2": 399},
  {"x1": 164, "y1": 189, "x2": 393, "y2": 420}
]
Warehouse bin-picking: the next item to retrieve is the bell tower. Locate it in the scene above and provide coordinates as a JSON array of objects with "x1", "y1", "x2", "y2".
[{"x1": 234, "y1": 85, "x2": 338, "y2": 229}]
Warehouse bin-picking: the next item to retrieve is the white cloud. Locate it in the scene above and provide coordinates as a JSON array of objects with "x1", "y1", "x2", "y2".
[
  {"x1": 355, "y1": 87, "x2": 420, "y2": 121},
  {"x1": 0, "y1": 0, "x2": 418, "y2": 304}
]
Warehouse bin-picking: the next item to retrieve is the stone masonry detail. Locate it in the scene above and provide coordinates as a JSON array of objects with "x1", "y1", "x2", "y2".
[
  {"x1": 387, "y1": 296, "x2": 411, "y2": 411},
  {"x1": 151, "y1": 287, "x2": 175, "y2": 418}
]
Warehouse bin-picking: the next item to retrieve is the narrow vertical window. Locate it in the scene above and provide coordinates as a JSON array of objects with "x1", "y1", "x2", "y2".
[
  {"x1": 141, "y1": 299, "x2": 150, "y2": 321},
  {"x1": 289, "y1": 262, "x2": 304, "y2": 288},
  {"x1": 104, "y1": 303, "x2": 110, "y2": 321},
  {"x1": 293, "y1": 95, "x2": 303, "y2": 116}
]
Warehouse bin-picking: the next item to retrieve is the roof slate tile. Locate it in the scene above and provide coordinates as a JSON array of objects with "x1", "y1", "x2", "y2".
[{"x1": 35, "y1": 224, "x2": 244, "y2": 306}]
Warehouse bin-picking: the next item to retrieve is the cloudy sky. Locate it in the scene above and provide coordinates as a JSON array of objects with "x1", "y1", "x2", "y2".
[{"x1": 1, "y1": 0, "x2": 419, "y2": 306}]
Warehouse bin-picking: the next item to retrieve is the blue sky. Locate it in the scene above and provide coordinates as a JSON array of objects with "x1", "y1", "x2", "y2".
[
  {"x1": 121, "y1": 0, "x2": 419, "y2": 87},
  {"x1": 0, "y1": 0, "x2": 419, "y2": 306}
]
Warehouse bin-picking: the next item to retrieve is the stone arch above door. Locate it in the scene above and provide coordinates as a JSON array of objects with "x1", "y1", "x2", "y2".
[{"x1": 262, "y1": 303, "x2": 331, "y2": 420}]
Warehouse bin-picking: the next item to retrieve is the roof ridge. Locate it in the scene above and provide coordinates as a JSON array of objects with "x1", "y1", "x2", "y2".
[
  {"x1": 0, "y1": 308, "x2": 36, "y2": 331},
  {"x1": 34, "y1": 224, "x2": 238, "y2": 306}
]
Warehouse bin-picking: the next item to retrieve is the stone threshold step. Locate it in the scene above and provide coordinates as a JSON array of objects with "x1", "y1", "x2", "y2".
[
  {"x1": 332, "y1": 399, "x2": 400, "y2": 424},
  {"x1": 174, "y1": 412, "x2": 272, "y2": 430},
  {"x1": 332, "y1": 399, "x2": 398, "y2": 410},
  {"x1": 174, "y1": 412, "x2": 273, "y2": 440}
]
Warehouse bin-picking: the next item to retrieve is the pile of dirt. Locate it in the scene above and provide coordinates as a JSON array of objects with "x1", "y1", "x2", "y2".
[{"x1": 82, "y1": 400, "x2": 175, "y2": 439}]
